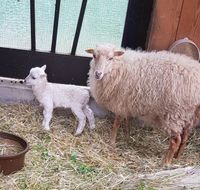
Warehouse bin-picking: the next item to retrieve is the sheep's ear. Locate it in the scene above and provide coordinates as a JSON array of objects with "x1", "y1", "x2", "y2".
[
  {"x1": 114, "y1": 51, "x2": 124, "y2": 57},
  {"x1": 41, "y1": 65, "x2": 46, "y2": 71},
  {"x1": 85, "y1": 48, "x2": 94, "y2": 54}
]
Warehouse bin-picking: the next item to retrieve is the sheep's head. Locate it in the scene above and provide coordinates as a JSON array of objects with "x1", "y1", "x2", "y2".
[
  {"x1": 86, "y1": 44, "x2": 124, "y2": 80},
  {"x1": 25, "y1": 65, "x2": 47, "y2": 86}
]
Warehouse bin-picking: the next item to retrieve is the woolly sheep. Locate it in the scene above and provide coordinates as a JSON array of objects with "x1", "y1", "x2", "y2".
[
  {"x1": 86, "y1": 44, "x2": 200, "y2": 166},
  {"x1": 25, "y1": 65, "x2": 95, "y2": 135}
]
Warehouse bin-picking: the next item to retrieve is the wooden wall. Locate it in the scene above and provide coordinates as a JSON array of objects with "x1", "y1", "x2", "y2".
[{"x1": 147, "y1": 0, "x2": 200, "y2": 50}]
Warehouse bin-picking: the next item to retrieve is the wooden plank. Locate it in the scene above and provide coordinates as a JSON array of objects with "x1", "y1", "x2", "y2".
[
  {"x1": 147, "y1": 0, "x2": 184, "y2": 50},
  {"x1": 176, "y1": 0, "x2": 200, "y2": 48}
]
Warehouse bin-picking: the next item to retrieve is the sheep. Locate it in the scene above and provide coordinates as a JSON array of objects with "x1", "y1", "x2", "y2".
[
  {"x1": 24, "y1": 65, "x2": 95, "y2": 135},
  {"x1": 86, "y1": 44, "x2": 200, "y2": 166}
]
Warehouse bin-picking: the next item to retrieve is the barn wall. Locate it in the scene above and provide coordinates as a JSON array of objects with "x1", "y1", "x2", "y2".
[{"x1": 147, "y1": 0, "x2": 200, "y2": 50}]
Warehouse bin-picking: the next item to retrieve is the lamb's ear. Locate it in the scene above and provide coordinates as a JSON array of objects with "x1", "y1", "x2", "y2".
[
  {"x1": 40, "y1": 73, "x2": 47, "y2": 78},
  {"x1": 41, "y1": 65, "x2": 46, "y2": 71},
  {"x1": 85, "y1": 48, "x2": 94, "y2": 54},
  {"x1": 114, "y1": 51, "x2": 124, "y2": 57}
]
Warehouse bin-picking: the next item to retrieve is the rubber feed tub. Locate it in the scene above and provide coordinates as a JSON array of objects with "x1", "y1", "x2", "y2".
[{"x1": 0, "y1": 132, "x2": 29, "y2": 175}]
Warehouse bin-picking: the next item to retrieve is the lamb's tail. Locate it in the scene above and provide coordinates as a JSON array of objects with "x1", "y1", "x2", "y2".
[
  {"x1": 78, "y1": 86, "x2": 90, "y2": 91},
  {"x1": 78, "y1": 86, "x2": 92, "y2": 97}
]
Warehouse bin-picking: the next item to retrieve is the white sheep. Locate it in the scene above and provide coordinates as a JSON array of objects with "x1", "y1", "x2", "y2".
[
  {"x1": 86, "y1": 44, "x2": 200, "y2": 166},
  {"x1": 25, "y1": 65, "x2": 95, "y2": 135}
]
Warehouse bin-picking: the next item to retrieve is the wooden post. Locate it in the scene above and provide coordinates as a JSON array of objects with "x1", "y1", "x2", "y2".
[{"x1": 147, "y1": 0, "x2": 184, "y2": 50}]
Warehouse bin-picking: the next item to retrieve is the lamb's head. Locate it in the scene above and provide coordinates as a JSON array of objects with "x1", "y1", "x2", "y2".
[
  {"x1": 86, "y1": 44, "x2": 124, "y2": 80},
  {"x1": 25, "y1": 65, "x2": 47, "y2": 86}
]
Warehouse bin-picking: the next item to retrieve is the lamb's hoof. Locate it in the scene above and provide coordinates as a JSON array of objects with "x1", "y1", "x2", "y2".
[
  {"x1": 43, "y1": 127, "x2": 50, "y2": 131},
  {"x1": 74, "y1": 131, "x2": 82, "y2": 136},
  {"x1": 90, "y1": 125, "x2": 96, "y2": 130}
]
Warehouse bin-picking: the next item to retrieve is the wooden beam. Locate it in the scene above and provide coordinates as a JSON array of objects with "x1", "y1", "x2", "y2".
[
  {"x1": 176, "y1": 0, "x2": 200, "y2": 48},
  {"x1": 147, "y1": 0, "x2": 184, "y2": 50}
]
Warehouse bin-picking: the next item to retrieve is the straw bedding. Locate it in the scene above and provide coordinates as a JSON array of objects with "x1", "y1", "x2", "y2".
[{"x1": 0, "y1": 104, "x2": 199, "y2": 190}]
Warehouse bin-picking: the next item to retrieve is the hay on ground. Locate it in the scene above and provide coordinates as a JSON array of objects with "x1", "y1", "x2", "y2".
[{"x1": 0, "y1": 104, "x2": 199, "y2": 190}]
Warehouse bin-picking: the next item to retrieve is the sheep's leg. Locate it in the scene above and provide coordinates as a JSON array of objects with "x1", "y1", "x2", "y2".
[
  {"x1": 174, "y1": 106, "x2": 200, "y2": 159},
  {"x1": 72, "y1": 107, "x2": 86, "y2": 136},
  {"x1": 42, "y1": 106, "x2": 53, "y2": 130},
  {"x1": 110, "y1": 115, "x2": 122, "y2": 147},
  {"x1": 163, "y1": 134, "x2": 181, "y2": 166},
  {"x1": 174, "y1": 127, "x2": 190, "y2": 159},
  {"x1": 123, "y1": 117, "x2": 130, "y2": 142},
  {"x1": 83, "y1": 105, "x2": 95, "y2": 130}
]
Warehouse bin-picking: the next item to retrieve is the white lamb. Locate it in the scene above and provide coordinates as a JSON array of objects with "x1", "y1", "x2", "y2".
[{"x1": 25, "y1": 65, "x2": 95, "y2": 135}]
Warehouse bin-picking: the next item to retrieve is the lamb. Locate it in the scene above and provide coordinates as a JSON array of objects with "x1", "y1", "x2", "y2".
[
  {"x1": 86, "y1": 44, "x2": 200, "y2": 166},
  {"x1": 24, "y1": 65, "x2": 95, "y2": 135}
]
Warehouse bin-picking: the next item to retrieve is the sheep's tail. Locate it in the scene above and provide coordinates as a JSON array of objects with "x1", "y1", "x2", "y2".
[
  {"x1": 195, "y1": 105, "x2": 200, "y2": 119},
  {"x1": 192, "y1": 105, "x2": 200, "y2": 129}
]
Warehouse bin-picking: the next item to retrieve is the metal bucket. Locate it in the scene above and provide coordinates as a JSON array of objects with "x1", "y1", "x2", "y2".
[{"x1": 169, "y1": 37, "x2": 200, "y2": 61}]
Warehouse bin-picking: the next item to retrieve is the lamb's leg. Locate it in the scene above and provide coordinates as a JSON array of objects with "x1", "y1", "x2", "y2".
[
  {"x1": 174, "y1": 127, "x2": 190, "y2": 159},
  {"x1": 72, "y1": 107, "x2": 86, "y2": 136},
  {"x1": 42, "y1": 106, "x2": 53, "y2": 130},
  {"x1": 163, "y1": 134, "x2": 181, "y2": 166},
  {"x1": 110, "y1": 115, "x2": 122, "y2": 147},
  {"x1": 83, "y1": 105, "x2": 95, "y2": 130}
]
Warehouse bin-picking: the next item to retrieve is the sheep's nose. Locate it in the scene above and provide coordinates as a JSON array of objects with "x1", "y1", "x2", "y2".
[{"x1": 95, "y1": 71, "x2": 102, "y2": 80}]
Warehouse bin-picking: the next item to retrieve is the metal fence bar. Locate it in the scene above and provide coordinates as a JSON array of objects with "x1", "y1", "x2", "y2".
[
  {"x1": 51, "y1": 0, "x2": 61, "y2": 53},
  {"x1": 71, "y1": 0, "x2": 87, "y2": 55},
  {"x1": 30, "y1": 0, "x2": 36, "y2": 51}
]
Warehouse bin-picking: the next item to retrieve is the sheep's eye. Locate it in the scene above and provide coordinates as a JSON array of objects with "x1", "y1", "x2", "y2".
[
  {"x1": 32, "y1": 76, "x2": 36, "y2": 79},
  {"x1": 108, "y1": 57, "x2": 113, "y2": 61},
  {"x1": 93, "y1": 54, "x2": 96, "y2": 59}
]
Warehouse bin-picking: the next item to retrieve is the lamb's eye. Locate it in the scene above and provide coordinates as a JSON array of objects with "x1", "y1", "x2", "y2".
[
  {"x1": 32, "y1": 76, "x2": 36, "y2": 79},
  {"x1": 108, "y1": 57, "x2": 113, "y2": 61},
  {"x1": 93, "y1": 54, "x2": 96, "y2": 59}
]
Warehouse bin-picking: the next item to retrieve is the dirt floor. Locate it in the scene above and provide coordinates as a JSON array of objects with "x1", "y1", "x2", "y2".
[{"x1": 0, "y1": 104, "x2": 199, "y2": 190}]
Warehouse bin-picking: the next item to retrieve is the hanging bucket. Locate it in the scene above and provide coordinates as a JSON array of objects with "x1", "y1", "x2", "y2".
[{"x1": 169, "y1": 37, "x2": 200, "y2": 61}]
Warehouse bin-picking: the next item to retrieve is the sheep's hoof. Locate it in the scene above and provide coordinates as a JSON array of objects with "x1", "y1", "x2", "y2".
[
  {"x1": 110, "y1": 141, "x2": 116, "y2": 149},
  {"x1": 162, "y1": 164, "x2": 180, "y2": 170},
  {"x1": 125, "y1": 137, "x2": 130, "y2": 144},
  {"x1": 161, "y1": 159, "x2": 170, "y2": 168},
  {"x1": 174, "y1": 152, "x2": 181, "y2": 159},
  {"x1": 162, "y1": 164, "x2": 171, "y2": 170}
]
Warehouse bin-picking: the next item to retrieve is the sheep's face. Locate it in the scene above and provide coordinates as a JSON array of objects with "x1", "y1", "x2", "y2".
[
  {"x1": 86, "y1": 44, "x2": 124, "y2": 80},
  {"x1": 25, "y1": 65, "x2": 47, "y2": 86}
]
